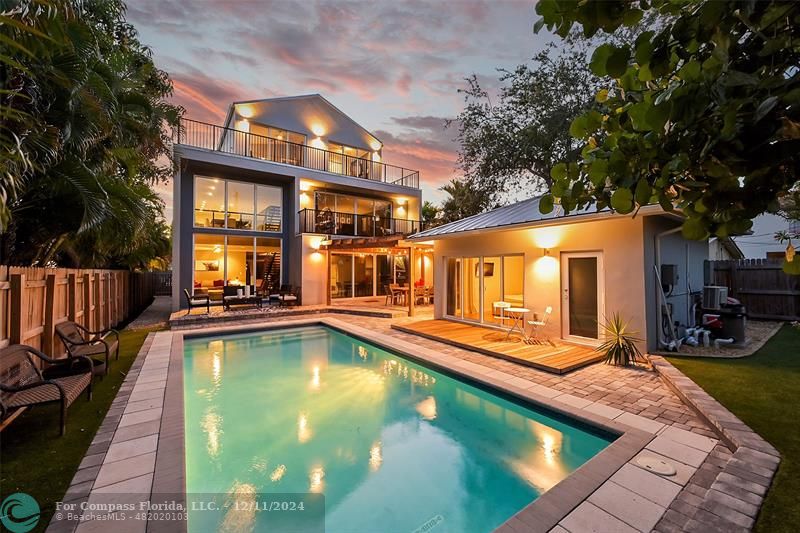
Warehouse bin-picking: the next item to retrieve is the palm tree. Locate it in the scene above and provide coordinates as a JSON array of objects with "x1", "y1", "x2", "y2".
[{"x1": 1, "y1": 0, "x2": 181, "y2": 268}]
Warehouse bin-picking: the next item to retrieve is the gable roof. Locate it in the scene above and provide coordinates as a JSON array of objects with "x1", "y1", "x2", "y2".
[
  {"x1": 409, "y1": 196, "x2": 672, "y2": 240},
  {"x1": 222, "y1": 94, "x2": 382, "y2": 143}
]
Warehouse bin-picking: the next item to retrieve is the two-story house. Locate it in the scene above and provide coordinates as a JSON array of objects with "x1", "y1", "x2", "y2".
[{"x1": 170, "y1": 94, "x2": 426, "y2": 310}]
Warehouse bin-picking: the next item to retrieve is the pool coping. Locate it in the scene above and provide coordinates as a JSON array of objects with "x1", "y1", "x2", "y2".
[{"x1": 167, "y1": 317, "x2": 656, "y2": 533}]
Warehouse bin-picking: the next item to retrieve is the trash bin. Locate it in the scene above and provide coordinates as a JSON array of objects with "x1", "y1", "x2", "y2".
[{"x1": 718, "y1": 306, "x2": 747, "y2": 345}]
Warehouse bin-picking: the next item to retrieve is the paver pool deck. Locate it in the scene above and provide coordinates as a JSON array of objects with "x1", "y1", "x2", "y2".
[{"x1": 47, "y1": 313, "x2": 780, "y2": 533}]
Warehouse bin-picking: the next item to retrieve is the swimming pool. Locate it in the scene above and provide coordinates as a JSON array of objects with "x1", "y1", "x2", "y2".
[{"x1": 183, "y1": 325, "x2": 613, "y2": 532}]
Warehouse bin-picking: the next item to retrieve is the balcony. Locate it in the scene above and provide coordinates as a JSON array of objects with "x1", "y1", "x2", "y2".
[
  {"x1": 298, "y1": 208, "x2": 425, "y2": 237},
  {"x1": 175, "y1": 118, "x2": 420, "y2": 189}
]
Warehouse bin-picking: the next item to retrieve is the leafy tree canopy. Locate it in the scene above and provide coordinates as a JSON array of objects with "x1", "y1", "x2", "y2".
[
  {"x1": 1, "y1": 0, "x2": 180, "y2": 268},
  {"x1": 535, "y1": 0, "x2": 800, "y2": 249},
  {"x1": 450, "y1": 42, "x2": 601, "y2": 204},
  {"x1": 438, "y1": 178, "x2": 497, "y2": 224}
]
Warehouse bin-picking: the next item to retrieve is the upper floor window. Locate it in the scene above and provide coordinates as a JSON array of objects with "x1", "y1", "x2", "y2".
[
  {"x1": 327, "y1": 142, "x2": 370, "y2": 176},
  {"x1": 249, "y1": 123, "x2": 305, "y2": 165},
  {"x1": 194, "y1": 176, "x2": 282, "y2": 232}
]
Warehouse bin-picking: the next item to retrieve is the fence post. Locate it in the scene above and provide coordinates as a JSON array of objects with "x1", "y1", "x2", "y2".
[
  {"x1": 68, "y1": 273, "x2": 77, "y2": 322},
  {"x1": 104, "y1": 272, "x2": 111, "y2": 327},
  {"x1": 83, "y1": 272, "x2": 91, "y2": 329},
  {"x1": 94, "y1": 273, "x2": 101, "y2": 329},
  {"x1": 43, "y1": 274, "x2": 56, "y2": 355},
  {"x1": 9, "y1": 274, "x2": 26, "y2": 345}
]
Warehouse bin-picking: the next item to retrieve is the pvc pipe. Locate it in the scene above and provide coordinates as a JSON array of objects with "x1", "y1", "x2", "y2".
[{"x1": 714, "y1": 338, "x2": 735, "y2": 348}]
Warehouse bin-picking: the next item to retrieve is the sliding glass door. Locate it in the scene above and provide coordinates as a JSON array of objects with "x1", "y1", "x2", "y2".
[{"x1": 445, "y1": 254, "x2": 524, "y2": 325}]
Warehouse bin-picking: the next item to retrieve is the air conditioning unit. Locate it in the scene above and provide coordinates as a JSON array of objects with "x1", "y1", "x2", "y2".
[{"x1": 703, "y1": 286, "x2": 729, "y2": 310}]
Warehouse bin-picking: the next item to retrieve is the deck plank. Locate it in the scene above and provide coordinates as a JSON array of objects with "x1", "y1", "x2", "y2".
[{"x1": 392, "y1": 319, "x2": 603, "y2": 374}]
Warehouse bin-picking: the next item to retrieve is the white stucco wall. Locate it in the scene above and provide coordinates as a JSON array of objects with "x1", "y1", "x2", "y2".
[
  {"x1": 431, "y1": 216, "x2": 649, "y2": 346},
  {"x1": 300, "y1": 234, "x2": 328, "y2": 306}
]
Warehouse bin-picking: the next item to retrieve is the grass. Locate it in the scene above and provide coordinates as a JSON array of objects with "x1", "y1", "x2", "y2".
[
  {"x1": 667, "y1": 324, "x2": 800, "y2": 533},
  {"x1": 0, "y1": 326, "x2": 161, "y2": 532}
]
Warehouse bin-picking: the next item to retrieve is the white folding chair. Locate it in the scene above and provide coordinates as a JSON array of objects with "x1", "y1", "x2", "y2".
[{"x1": 526, "y1": 306, "x2": 552, "y2": 344}]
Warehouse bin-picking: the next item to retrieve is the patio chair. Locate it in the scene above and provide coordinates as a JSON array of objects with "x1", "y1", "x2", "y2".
[
  {"x1": 277, "y1": 286, "x2": 301, "y2": 306},
  {"x1": 184, "y1": 289, "x2": 210, "y2": 315},
  {"x1": 0, "y1": 344, "x2": 93, "y2": 435},
  {"x1": 526, "y1": 306, "x2": 553, "y2": 344},
  {"x1": 55, "y1": 321, "x2": 119, "y2": 377}
]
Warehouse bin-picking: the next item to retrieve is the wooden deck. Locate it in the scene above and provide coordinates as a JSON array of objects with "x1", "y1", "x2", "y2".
[{"x1": 392, "y1": 319, "x2": 604, "y2": 374}]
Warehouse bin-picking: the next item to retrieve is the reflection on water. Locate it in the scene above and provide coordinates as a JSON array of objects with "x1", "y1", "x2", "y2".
[
  {"x1": 220, "y1": 481, "x2": 256, "y2": 533},
  {"x1": 184, "y1": 326, "x2": 611, "y2": 533}
]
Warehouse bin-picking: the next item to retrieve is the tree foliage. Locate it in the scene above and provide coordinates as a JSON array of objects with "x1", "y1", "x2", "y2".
[
  {"x1": 450, "y1": 42, "x2": 601, "y2": 204},
  {"x1": 536, "y1": 0, "x2": 800, "y2": 245},
  {"x1": 0, "y1": 0, "x2": 180, "y2": 268},
  {"x1": 438, "y1": 178, "x2": 497, "y2": 224}
]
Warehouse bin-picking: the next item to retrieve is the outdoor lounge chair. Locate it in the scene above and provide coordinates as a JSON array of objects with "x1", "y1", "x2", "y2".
[
  {"x1": 55, "y1": 321, "x2": 119, "y2": 377},
  {"x1": 0, "y1": 344, "x2": 93, "y2": 435},
  {"x1": 275, "y1": 285, "x2": 300, "y2": 306},
  {"x1": 184, "y1": 288, "x2": 210, "y2": 315},
  {"x1": 525, "y1": 306, "x2": 553, "y2": 344}
]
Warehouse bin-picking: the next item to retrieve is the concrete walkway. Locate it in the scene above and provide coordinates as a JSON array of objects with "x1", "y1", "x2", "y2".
[{"x1": 126, "y1": 296, "x2": 171, "y2": 330}]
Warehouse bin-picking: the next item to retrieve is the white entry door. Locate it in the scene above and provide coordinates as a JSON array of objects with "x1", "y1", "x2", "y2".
[{"x1": 561, "y1": 252, "x2": 604, "y2": 344}]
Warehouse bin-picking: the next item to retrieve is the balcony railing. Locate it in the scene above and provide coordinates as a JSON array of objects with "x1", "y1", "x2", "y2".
[
  {"x1": 175, "y1": 118, "x2": 420, "y2": 189},
  {"x1": 298, "y1": 208, "x2": 425, "y2": 237}
]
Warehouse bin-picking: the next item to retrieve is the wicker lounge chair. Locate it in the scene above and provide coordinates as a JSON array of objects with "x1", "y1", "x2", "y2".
[
  {"x1": 184, "y1": 289, "x2": 210, "y2": 315},
  {"x1": 0, "y1": 344, "x2": 93, "y2": 435},
  {"x1": 55, "y1": 321, "x2": 119, "y2": 376}
]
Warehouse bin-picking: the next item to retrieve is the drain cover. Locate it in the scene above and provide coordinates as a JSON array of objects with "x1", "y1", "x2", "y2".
[{"x1": 636, "y1": 456, "x2": 677, "y2": 476}]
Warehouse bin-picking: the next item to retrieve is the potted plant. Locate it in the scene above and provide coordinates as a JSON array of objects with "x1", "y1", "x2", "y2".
[{"x1": 597, "y1": 313, "x2": 644, "y2": 366}]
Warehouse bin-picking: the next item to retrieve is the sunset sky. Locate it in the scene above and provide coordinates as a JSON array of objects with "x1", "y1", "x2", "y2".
[{"x1": 128, "y1": 0, "x2": 557, "y2": 215}]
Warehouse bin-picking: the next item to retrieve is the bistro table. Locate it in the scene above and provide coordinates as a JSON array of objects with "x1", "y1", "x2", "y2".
[{"x1": 504, "y1": 307, "x2": 530, "y2": 340}]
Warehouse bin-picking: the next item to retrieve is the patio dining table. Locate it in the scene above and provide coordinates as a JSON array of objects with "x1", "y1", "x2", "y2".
[{"x1": 504, "y1": 307, "x2": 530, "y2": 341}]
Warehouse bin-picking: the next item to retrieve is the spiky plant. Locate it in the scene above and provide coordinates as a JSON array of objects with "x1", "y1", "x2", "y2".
[{"x1": 597, "y1": 313, "x2": 643, "y2": 366}]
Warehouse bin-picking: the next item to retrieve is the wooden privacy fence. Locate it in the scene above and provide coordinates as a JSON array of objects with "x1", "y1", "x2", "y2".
[
  {"x1": 705, "y1": 259, "x2": 800, "y2": 321},
  {"x1": 0, "y1": 266, "x2": 160, "y2": 356}
]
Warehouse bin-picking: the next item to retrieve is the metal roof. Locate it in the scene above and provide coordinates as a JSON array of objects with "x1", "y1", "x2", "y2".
[{"x1": 409, "y1": 196, "x2": 609, "y2": 240}]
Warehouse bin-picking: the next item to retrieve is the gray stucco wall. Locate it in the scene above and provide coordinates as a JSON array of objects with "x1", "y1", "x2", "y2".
[{"x1": 642, "y1": 216, "x2": 709, "y2": 350}]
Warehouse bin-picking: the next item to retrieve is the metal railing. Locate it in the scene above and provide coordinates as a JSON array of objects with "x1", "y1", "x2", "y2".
[
  {"x1": 175, "y1": 118, "x2": 420, "y2": 189},
  {"x1": 298, "y1": 208, "x2": 425, "y2": 237}
]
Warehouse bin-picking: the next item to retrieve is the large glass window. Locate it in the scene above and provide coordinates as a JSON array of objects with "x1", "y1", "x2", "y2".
[
  {"x1": 192, "y1": 234, "x2": 282, "y2": 296},
  {"x1": 503, "y1": 256, "x2": 524, "y2": 308},
  {"x1": 446, "y1": 254, "x2": 524, "y2": 325},
  {"x1": 249, "y1": 123, "x2": 305, "y2": 165},
  {"x1": 312, "y1": 192, "x2": 393, "y2": 236},
  {"x1": 376, "y1": 255, "x2": 393, "y2": 296},
  {"x1": 194, "y1": 176, "x2": 282, "y2": 232},
  {"x1": 331, "y1": 254, "x2": 353, "y2": 299},
  {"x1": 482, "y1": 257, "x2": 502, "y2": 324},
  {"x1": 227, "y1": 182, "x2": 254, "y2": 230},
  {"x1": 255, "y1": 238, "x2": 281, "y2": 293},
  {"x1": 446, "y1": 258, "x2": 462, "y2": 317},
  {"x1": 463, "y1": 257, "x2": 481, "y2": 322},
  {"x1": 194, "y1": 177, "x2": 225, "y2": 228},
  {"x1": 354, "y1": 255, "x2": 374, "y2": 297},
  {"x1": 193, "y1": 234, "x2": 225, "y2": 297},
  {"x1": 257, "y1": 186, "x2": 282, "y2": 231}
]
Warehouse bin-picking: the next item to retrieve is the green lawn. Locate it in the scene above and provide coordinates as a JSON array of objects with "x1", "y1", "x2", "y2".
[
  {"x1": 0, "y1": 327, "x2": 161, "y2": 532},
  {"x1": 667, "y1": 324, "x2": 800, "y2": 533}
]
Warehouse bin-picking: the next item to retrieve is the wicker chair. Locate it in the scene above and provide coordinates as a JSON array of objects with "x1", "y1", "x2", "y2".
[
  {"x1": 0, "y1": 344, "x2": 93, "y2": 435},
  {"x1": 55, "y1": 321, "x2": 119, "y2": 377}
]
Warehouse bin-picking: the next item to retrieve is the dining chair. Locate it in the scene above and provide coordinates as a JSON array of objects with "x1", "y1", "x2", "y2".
[{"x1": 526, "y1": 306, "x2": 553, "y2": 344}]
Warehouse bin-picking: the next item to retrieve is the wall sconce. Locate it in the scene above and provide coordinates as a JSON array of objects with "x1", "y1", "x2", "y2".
[
  {"x1": 311, "y1": 123, "x2": 325, "y2": 137},
  {"x1": 543, "y1": 248, "x2": 550, "y2": 257}
]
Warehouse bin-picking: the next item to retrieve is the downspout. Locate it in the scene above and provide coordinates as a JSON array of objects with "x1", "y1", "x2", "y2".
[{"x1": 654, "y1": 226, "x2": 683, "y2": 349}]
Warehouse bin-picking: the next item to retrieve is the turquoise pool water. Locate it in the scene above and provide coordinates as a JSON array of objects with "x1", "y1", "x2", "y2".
[{"x1": 183, "y1": 326, "x2": 612, "y2": 533}]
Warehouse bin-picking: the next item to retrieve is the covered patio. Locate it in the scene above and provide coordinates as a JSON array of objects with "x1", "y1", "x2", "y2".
[{"x1": 321, "y1": 235, "x2": 434, "y2": 317}]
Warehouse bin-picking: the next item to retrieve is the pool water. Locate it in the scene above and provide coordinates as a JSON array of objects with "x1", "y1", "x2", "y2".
[{"x1": 183, "y1": 326, "x2": 612, "y2": 533}]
